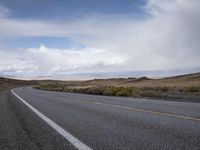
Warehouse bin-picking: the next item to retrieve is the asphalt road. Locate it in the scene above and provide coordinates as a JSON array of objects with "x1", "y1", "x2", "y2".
[{"x1": 1, "y1": 87, "x2": 200, "y2": 150}]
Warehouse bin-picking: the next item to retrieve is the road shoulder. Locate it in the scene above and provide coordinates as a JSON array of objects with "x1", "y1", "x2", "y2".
[{"x1": 0, "y1": 90, "x2": 38, "y2": 150}]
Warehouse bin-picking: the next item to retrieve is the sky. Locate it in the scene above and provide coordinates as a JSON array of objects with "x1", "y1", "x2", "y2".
[{"x1": 0, "y1": 0, "x2": 200, "y2": 79}]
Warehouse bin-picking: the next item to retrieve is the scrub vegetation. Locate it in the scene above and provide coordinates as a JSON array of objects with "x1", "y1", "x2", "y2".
[
  {"x1": 1, "y1": 73, "x2": 200, "y2": 101},
  {"x1": 35, "y1": 73, "x2": 200, "y2": 102},
  {"x1": 0, "y1": 77, "x2": 35, "y2": 91}
]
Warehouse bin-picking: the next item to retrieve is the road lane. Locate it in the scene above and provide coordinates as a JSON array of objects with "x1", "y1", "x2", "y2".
[
  {"x1": 10, "y1": 87, "x2": 200, "y2": 150},
  {"x1": 11, "y1": 90, "x2": 92, "y2": 150}
]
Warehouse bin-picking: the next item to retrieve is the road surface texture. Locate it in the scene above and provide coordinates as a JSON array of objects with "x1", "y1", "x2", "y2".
[{"x1": 1, "y1": 87, "x2": 200, "y2": 150}]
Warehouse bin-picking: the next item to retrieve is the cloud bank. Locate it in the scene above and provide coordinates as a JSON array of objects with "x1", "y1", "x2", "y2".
[
  {"x1": 0, "y1": 0, "x2": 200, "y2": 77},
  {"x1": 0, "y1": 44, "x2": 124, "y2": 76}
]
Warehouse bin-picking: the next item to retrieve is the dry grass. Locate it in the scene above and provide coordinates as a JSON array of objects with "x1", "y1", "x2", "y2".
[
  {"x1": 35, "y1": 73, "x2": 200, "y2": 101},
  {"x1": 1, "y1": 72, "x2": 199, "y2": 101},
  {"x1": 0, "y1": 77, "x2": 36, "y2": 91},
  {"x1": 83, "y1": 73, "x2": 200, "y2": 88}
]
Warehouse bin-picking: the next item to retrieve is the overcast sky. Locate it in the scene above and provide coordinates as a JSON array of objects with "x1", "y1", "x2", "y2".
[{"x1": 0, "y1": 0, "x2": 199, "y2": 78}]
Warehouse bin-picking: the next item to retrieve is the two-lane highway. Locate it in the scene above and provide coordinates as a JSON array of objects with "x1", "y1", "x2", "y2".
[{"x1": 5, "y1": 87, "x2": 200, "y2": 149}]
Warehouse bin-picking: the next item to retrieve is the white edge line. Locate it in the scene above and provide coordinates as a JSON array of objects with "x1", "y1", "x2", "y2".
[{"x1": 11, "y1": 89, "x2": 92, "y2": 150}]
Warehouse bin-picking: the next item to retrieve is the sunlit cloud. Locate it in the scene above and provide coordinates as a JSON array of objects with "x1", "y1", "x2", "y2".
[{"x1": 0, "y1": 44, "x2": 125, "y2": 76}]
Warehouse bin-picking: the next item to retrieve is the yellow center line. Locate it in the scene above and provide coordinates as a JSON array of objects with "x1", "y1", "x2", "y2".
[{"x1": 92, "y1": 101, "x2": 200, "y2": 122}]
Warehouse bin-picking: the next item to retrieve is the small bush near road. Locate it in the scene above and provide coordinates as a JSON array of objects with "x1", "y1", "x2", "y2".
[
  {"x1": 184, "y1": 86, "x2": 200, "y2": 93},
  {"x1": 35, "y1": 83, "x2": 200, "y2": 101}
]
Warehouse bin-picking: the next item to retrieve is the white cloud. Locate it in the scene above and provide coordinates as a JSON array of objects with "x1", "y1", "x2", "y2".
[
  {"x1": 0, "y1": 0, "x2": 200, "y2": 77},
  {"x1": 0, "y1": 44, "x2": 125, "y2": 76},
  {"x1": 0, "y1": 50, "x2": 38, "y2": 76}
]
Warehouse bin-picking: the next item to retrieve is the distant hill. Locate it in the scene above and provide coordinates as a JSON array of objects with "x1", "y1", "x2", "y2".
[
  {"x1": 80, "y1": 72, "x2": 200, "y2": 87},
  {"x1": 0, "y1": 77, "x2": 35, "y2": 91},
  {"x1": 35, "y1": 72, "x2": 200, "y2": 102},
  {"x1": 128, "y1": 72, "x2": 200, "y2": 88},
  {"x1": 1, "y1": 72, "x2": 200, "y2": 90}
]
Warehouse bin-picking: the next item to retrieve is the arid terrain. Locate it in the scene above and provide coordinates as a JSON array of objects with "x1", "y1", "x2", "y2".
[
  {"x1": 1, "y1": 73, "x2": 200, "y2": 150},
  {"x1": 35, "y1": 72, "x2": 200, "y2": 102},
  {"x1": 0, "y1": 77, "x2": 35, "y2": 91},
  {"x1": 1, "y1": 73, "x2": 200, "y2": 101}
]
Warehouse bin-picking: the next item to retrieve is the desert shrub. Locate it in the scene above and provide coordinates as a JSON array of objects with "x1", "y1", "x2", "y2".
[
  {"x1": 115, "y1": 87, "x2": 132, "y2": 97},
  {"x1": 160, "y1": 87, "x2": 170, "y2": 92},
  {"x1": 148, "y1": 86, "x2": 170, "y2": 92},
  {"x1": 178, "y1": 88, "x2": 183, "y2": 92},
  {"x1": 63, "y1": 87, "x2": 71, "y2": 92},
  {"x1": 86, "y1": 86, "x2": 105, "y2": 95},
  {"x1": 130, "y1": 88, "x2": 141, "y2": 97},
  {"x1": 71, "y1": 88, "x2": 89, "y2": 93},
  {"x1": 184, "y1": 86, "x2": 200, "y2": 93},
  {"x1": 70, "y1": 88, "x2": 79, "y2": 93},
  {"x1": 80, "y1": 88, "x2": 89, "y2": 93},
  {"x1": 109, "y1": 87, "x2": 122, "y2": 95},
  {"x1": 37, "y1": 84, "x2": 65, "y2": 91},
  {"x1": 126, "y1": 87, "x2": 134, "y2": 93},
  {"x1": 153, "y1": 87, "x2": 161, "y2": 91},
  {"x1": 139, "y1": 91, "x2": 158, "y2": 97},
  {"x1": 34, "y1": 86, "x2": 41, "y2": 89},
  {"x1": 102, "y1": 88, "x2": 115, "y2": 96},
  {"x1": 102, "y1": 86, "x2": 140, "y2": 97}
]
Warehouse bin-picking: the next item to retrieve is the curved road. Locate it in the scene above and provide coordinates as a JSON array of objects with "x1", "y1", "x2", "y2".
[{"x1": 1, "y1": 87, "x2": 200, "y2": 149}]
